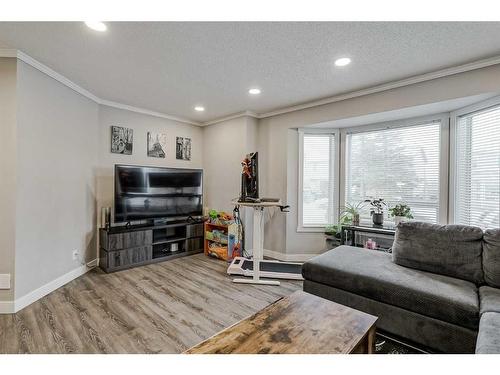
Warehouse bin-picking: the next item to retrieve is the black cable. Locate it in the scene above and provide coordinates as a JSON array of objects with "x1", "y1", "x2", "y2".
[{"x1": 232, "y1": 205, "x2": 248, "y2": 258}]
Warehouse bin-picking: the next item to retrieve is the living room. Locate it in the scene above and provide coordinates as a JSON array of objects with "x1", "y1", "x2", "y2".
[{"x1": 1, "y1": 0, "x2": 500, "y2": 373}]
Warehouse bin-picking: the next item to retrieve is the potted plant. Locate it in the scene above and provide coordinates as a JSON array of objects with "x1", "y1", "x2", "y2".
[
  {"x1": 339, "y1": 201, "x2": 365, "y2": 226},
  {"x1": 389, "y1": 203, "x2": 414, "y2": 226},
  {"x1": 365, "y1": 198, "x2": 387, "y2": 225},
  {"x1": 325, "y1": 215, "x2": 351, "y2": 247}
]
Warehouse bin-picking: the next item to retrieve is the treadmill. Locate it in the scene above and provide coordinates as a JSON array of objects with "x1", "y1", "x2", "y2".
[{"x1": 227, "y1": 257, "x2": 304, "y2": 280}]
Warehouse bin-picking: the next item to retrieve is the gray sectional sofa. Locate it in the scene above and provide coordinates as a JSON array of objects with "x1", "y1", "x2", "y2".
[{"x1": 302, "y1": 222, "x2": 500, "y2": 353}]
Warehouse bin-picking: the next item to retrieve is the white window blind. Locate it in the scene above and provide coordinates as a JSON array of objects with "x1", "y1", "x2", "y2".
[
  {"x1": 301, "y1": 133, "x2": 335, "y2": 227},
  {"x1": 455, "y1": 105, "x2": 500, "y2": 229},
  {"x1": 345, "y1": 121, "x2": 441, "y2": 223}
]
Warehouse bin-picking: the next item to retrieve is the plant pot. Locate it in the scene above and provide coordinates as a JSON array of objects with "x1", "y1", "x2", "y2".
[
  {"x1": 372, "y1": 213, "x2": 384, "y2": 225},
  {"x1": 352, "y1": 213, "x2": 360, "y2": 226},
  {"x1": 394, "y1": 216, "x2": 406, "y2": 226}
]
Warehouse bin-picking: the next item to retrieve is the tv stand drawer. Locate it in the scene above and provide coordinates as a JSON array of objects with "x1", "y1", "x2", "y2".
[
  {"x1": 186, "y1": 237, "x2": 203, "y2": 252},
  {"x1": 100, "y1": 229, "x2": 152, "y2": 251},
  {"x1": 100, "y1": 246, "x2": 152, "y2": 272}
]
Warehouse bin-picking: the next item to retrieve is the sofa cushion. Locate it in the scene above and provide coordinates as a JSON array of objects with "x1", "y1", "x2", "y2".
[
  {"x1": 483, "y1": 229, "x2": 500, "y2": 288},
  {"x1": 479, "y1": 286, "x2": 500, "y2": 314},
  {"x1": 391, "y1": 222, "x2": 484, "y2": 284},
  {"x1": 302, "y1": 246, "x2": 479, "y2": 330},
  {"x1": 476, "y1": 312, "x2": 500, "y2": 354}
]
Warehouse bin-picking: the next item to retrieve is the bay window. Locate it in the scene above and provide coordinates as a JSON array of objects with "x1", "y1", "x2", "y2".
[
  {"x1": 298, "y1": 97, "x2": 500, "y2": 232},
  {"x1": 345, "y1": 120, "x2": 442, "y2": 223}
]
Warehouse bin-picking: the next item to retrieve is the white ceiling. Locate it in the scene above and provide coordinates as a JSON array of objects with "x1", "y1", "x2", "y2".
[{"x1": 1, "y1": 22, "x2": 500, "y2": 123}]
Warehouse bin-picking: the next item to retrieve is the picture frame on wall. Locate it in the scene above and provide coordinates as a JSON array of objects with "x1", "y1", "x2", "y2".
[
  {"x1": 147, "y1": 132, "x2": 167, "y2": 158},
  {"x1": 111, "y1": 126, "x2": 133, "y2": 155},
  {"x1": 176, "y1": 137, "x2": 191, "y2": 161}
]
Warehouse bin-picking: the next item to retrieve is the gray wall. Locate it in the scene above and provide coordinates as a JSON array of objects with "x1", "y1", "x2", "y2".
[
  {"x1": 202, "y1": 116, "x2": 248, "y2": 213},
  {"x1": 7, "y1": 61, "x2": 205, "y2": 302},
  {"x1": 259, "y1": 64, "x2": 500, "y2": 258},
  {"x1": 202, "y1": 116, "x2": 258, "y2": 252},
  {"x1": 4, "y1": 55, "x2": 500, "y2": 304},
  {"x1": 0, "y1": 58, "x2": 17, "y2": 301},
  {"x1": 96, "y1": 105, "x2": 203, "y2": 226},
  {"x1": 14, "y1": 61, "x2": 100, "y2": 299}
]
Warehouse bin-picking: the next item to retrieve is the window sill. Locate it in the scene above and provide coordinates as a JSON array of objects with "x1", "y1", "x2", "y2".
[{"x1": 296, "y1": 226, "x2": 327, "y2": 233}]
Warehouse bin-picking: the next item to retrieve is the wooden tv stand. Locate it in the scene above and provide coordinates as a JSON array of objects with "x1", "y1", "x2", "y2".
[{"x1": 99, "y1": 220, "x2": 204, "y2": 273}]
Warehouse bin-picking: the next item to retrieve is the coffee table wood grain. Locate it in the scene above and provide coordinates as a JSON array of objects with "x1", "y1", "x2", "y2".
[{"x1": 185, "y1": 290, "x2": 377, "y2": 354}]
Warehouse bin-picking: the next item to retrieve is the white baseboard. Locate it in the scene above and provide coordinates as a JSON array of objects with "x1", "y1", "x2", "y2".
[
  {"x1": 0, "y1": 260, "x2": 96, "y2": 314},
  {"x1": 263, "y1": 249, "x2": 320, "y2": 262},
  {"x1": 0, "y1": 300, "x2": 15, "y2": 314}
]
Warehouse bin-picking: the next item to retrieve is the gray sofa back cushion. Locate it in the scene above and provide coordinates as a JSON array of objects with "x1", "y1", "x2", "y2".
[
  {"x1": 392, "y1": 222, "x2": 484, "y2": 284},
  {"x1": 483, "y1": 229, "x2": 500, "y2": 288}
]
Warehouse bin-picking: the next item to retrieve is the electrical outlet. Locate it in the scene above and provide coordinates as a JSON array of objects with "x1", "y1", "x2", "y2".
[
  {"x1": 72, "y1": 250, "x2": 79, "y2": 261},
  {"x1": 0, "y1": 274, "x2": 11, "y2": 289}
]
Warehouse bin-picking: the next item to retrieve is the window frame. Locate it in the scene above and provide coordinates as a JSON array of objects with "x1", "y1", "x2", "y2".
[
  {"x1": 340, "y1": 113, "x2": 450, "y2": 225},
  {"x1": 298, "y1": 114, "x2": 450, "y2": 233},
  {"x1": 298, "y1": 94, "x2": 500, "y2": 233},
  {"x1": 297, "y1": 128, "x2": 340, "y2": 232},
  {"x1": 449, "y1": 95, "x2": 500, "y2": 226}
]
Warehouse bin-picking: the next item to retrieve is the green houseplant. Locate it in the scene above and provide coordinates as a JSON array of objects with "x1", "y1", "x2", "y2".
[
  {"x1": 325, "y1": 215, "x2": 351, "y2": 238},
  {"x1": 339, "y1": 201, "x2": 366, "y2": 226},
  {"x1": 325, "y1": 201, "x2": 365, "y2": 247},
  {"x1": 365, "y1": 198, "x2": 387, "y2": 225},
  {"x1": 389, "y1": 203, "x2": 414, "y2": 225},
  {"x1": 325, "y1": 215, "x2": 351, "y2": 247}
]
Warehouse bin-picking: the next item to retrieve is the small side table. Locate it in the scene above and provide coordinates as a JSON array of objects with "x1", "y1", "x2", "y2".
[{"x1": 340, "y1": 224, "x2": 396, "y2": 252}]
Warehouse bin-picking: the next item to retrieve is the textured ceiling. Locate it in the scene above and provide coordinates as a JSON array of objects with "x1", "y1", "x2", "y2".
[{"x1": 1, "y1": 22, "x2": 500, "y2": 122}]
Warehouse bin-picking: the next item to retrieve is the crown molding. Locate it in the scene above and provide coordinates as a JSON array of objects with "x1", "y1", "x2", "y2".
[
  {"x1": 98, "y1": 99, "x2": 201, "y2": 125},
  {"x1": 201, "y1": 110, "x2": 259, "y2": 126},
  {"x1": 3, "y1": 48, "x2": 500, "y2": 127},
  {"x1": 256, "y1": 55, "x2": 500, "y2": 119},
  {"x1": 16, "y1": 50, "x2": 101, "y2": 102},
  {"x1": 0, "y1": 49, "x2": 202, "y2": 126}
]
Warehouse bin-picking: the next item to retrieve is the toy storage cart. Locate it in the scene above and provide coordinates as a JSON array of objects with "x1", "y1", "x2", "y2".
[{"x1": 204, "y1": 222, "x2": 242, "y2": 261}]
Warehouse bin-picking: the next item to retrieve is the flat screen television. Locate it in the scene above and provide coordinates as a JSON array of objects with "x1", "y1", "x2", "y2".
[{"x1": 114, "y1": 164, "x2": 203, "y2": 223}]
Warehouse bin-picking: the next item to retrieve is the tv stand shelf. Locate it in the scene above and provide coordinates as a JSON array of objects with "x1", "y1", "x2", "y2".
[
  {"x1": 99, "y1": 220, "x2": 204, "y2": 273},
  {"x1": 153, "y1": 236, "x2": 187, "y2": 245}
]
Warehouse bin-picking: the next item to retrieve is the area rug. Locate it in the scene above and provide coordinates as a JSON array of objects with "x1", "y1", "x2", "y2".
[{"x1": 375, "y1": 333, "x2": 428, "y2": 354}]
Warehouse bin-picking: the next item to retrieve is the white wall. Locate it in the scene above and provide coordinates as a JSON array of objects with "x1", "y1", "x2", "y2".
[
  {"x1": 259, "y1": 63, "x2": 500, "y2": 258},
  {"x1": 14, "y1": 60, "x2": 100, "y2": 299},
  {"x1": 0, "y1": 58, "x2": 17, "y2": 302},
  {"x1": 96, "y1": 105, "x2": 203, "y2": 225},
  {"x1": 202, "y1": 116, "x2": 259, "y2": 253},
  {"x1": 202, "y1": 116, "x2": 249, "y2": 213}
]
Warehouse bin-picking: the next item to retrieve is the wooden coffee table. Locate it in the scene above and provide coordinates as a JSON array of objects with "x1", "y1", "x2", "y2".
[{"x1": 185, "y1": 290, "x2": 377, "y2": 354}]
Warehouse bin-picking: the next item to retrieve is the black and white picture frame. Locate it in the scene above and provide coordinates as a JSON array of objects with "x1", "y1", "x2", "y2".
[
  {"x1": 111, "y1": 126, "x2": 133, "y2": 155},
  {"x1": 176, "y1": 137, "x2": 191, "y2": 161},
  {"x1": 147, "y1": 132, "x2": 167, "y2": 158}
]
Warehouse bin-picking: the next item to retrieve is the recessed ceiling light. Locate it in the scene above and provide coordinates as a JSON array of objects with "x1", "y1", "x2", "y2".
[
  {"x1": 194, "y1": 106, "x2": 205, "y2": 112},
  {"x1": 85, "y1": 21, "x2": 107, "y2": 32},
  {"x1": 334, "y1": 57, "x2": 351, "y2": 67},
  {"x1": 248, "y1": 88, "x2": 261, "y2": 95}
]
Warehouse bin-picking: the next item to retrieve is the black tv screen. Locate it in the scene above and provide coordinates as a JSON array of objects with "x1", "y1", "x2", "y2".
[{"x1": 114, "y1": 165, "x2": 203, "y2": 223}]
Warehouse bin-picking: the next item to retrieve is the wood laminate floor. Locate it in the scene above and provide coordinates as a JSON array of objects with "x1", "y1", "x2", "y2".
[{"x1": 0, "y1": 254, "x2": 302, "y2": 354}]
